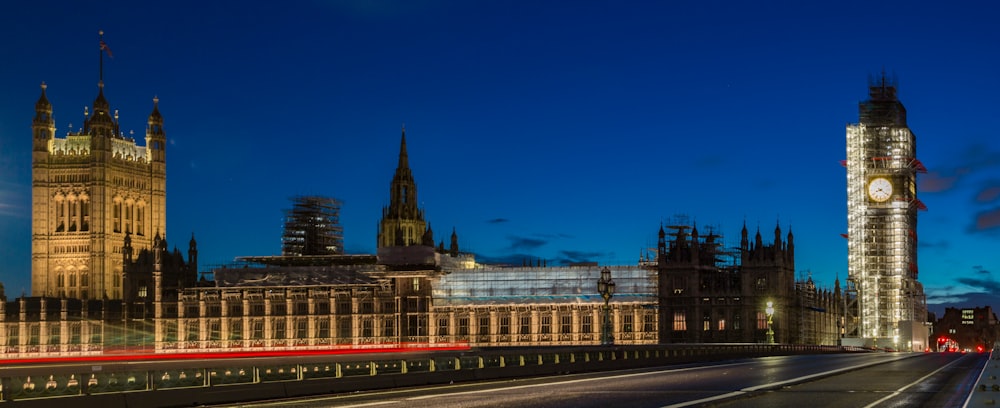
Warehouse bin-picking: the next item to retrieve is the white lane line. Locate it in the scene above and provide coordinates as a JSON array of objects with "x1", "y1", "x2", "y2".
[
  {"x1": 661, "y1": 355, "x2": 916, "y2": 408},
  {"x1": 242, "y1": 400, "x2": 399, "y2": 408},
  {"x1": 405, "y1": 362, "x2": 750, "y2": 401},
  {"x1": 862, "y1": 355, "x2": 966, "y2": 408}
]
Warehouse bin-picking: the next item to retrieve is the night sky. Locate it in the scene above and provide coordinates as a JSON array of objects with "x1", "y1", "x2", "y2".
[{"x1": 1, "y1": 1, "x2": 998, "y2": 317}]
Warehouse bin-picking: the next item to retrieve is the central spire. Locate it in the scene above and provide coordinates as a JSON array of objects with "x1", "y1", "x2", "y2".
[{"x1": 398, "y1": 124, "x2": 409, "y2": 170}]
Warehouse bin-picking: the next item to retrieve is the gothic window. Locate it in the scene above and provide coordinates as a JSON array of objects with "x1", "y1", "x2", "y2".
[
  {"x1": 295, "y1": 318, "x2": 307, "y2": 339},
  {"x1": 317, "y1": 319, "x2": 330, "y2": 338},
  {"x1": 81, "y1": 200, "x2": 89, "y2": 231},
  {"x1": 136, "y1": 206, "x2": 143, "y2": 236},
  {"x1": 561, "y1": 315, "x2": 572, "y2": 334},
  {"x1": 477, "y1": 316, "x2": 490, "y2": 336},
  {"x1": 458, "y1": 317, "x2": 469, "y2": 336},
  {"x1": 113, "y1": 202, "x2": 121, "y2": 233},
  {"x1": 187, "y1": 322, "x2": 199, "y2": 341},
  {"x1": 734, "y1": 312, "x2": 742, "y2": 330},
  {"x1": 499, "y1": 316, "x2": 511, "y2": 335},
  {"x1": 412, "y1": 277, "x2": 420, "y2": 292},
  {"x1": 56, "y1": 202, "x2": 65, "y2": 232},
  {"x1": 756, "y1": 311, "x2": 767, "y2": 330},
  {"x1": 80, "y1": 272, "x2": 88, "y2": 287},
  {"x1": 520, "y1": 316, "x2": 531, "y2": 335},
  {"x1": 382, "y1": 317, "x2": 395, "y2": 337},
  {"x1": 540, "y1": 315, "x2": 551, "y2": 334},
  {"x1": 57, "y1": 273, "x2": 65, "y2": 287},
  {"x1": 274, "y1": 319, "x2": 286, "y2": 339},
  {"x1": 643, "y1": 314, "x2": 655, "y2": 332},
  {"x1": 229, "y1": 320, "x2": 243, "y2": 340},
  {"x1": 250, "y1": 320, "x2": 264, "y2": 340},
  {"x1": 69, "y1": 201, "x2": 77, "y2": 231},
  {"x1": 582, "y1": 315, "x2": 593, "y2": 333},
  {"x1": 622, "y1": 314, "x2": 634, "y2": 333},
  {"x1": 673, "y1": 311, "x2": 687, "y2": 331},
  {"x1": 402, "y1": 186, "x2": 407, "y2": 203},
  {"x1": 69, "y1": 273, "x2": 77, "y2": 287},
  {"x1": 124, "y1": 203, "x2": 131, "y2": 234},
  {"x1": 437, "y1": 318, "x2": 448, "y2": 336},
  {"x1": 703, "y1": 312, "x2": 711, "y2": 331},
  {"x1": 362, "y1": 318, "x2": 374, "y2": 338}
]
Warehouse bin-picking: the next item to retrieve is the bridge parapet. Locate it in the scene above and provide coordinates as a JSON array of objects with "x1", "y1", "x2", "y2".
[{"x1": 0, "y1": 343, "x2": 871, "y2": 407}]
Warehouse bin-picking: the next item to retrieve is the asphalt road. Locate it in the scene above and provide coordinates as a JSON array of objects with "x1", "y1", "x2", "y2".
[{"x1": 213, "y1": 352, "x2": 986, "y2": 408}]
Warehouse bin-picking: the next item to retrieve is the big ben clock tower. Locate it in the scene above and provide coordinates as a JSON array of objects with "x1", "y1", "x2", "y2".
[{"x1": 845, "y1": 74, "x2": 927, "y2": 350}]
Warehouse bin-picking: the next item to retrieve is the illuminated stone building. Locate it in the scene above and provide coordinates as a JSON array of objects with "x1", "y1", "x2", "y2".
[
  {"x1": 930, "y1": 307, "x2": 1000, "y2": 351},
  {"x1": 2, "y1": 126, "x2": 846, "y2": 356},
  {"x1": 657, "y1": 221, "x2": 840, "y2": 345},
  {"x1": 844, "y1": 75, "x2": 928, "y2": 349},
  {"x1": 31, "y1": 81, "x2": 167, "y2": 300}
]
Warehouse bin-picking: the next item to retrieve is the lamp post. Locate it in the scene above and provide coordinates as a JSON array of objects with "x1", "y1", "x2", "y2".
[
  {"x1": 765, "y1": 301, "x2": 775, "y2": 344},
  {"x1": 597, "y1": 267, "x2": 616, "y2": 346}
]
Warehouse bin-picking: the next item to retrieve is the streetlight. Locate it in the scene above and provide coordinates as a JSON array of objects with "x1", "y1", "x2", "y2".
[
  {"x1": 765, "y1": 301, "x2": 775, "y2": 344},
  {"x1": 597, "y1": 267, "x2": 616, "y2": 346}
]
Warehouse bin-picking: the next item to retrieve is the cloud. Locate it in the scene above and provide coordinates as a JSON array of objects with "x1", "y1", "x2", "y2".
[
  {"x1": 917, "y1": 240, "x2": 949, "y2": 250},
  {"x1": 973, "y1": 265, "x2": 991, "y2": 275},
  {"x1": 487, "y1": 218, "x2": 509, "y2": 224},
  {"x1": 922, "y1": 144, "x2": 1000, "y2": 194},
  {"x1": 553, "y1": 249, "x2": 608, "y2": 265},
  {"x1": 971, "y1": 207, "x2": 1000, "y2": 233},
  {"x1": 975, "y1": 181, "x2": 1000, "y2": 203},
  {"x1": 925, "y1": 282, "x2": 1000, "y2": 318},
  {"x1": 955, "y1": 277, "x2": 1000, "y2": 294},
  {"x1": 919, "y1": 172, "x2": 958, "y2": 193},
  {"x1": 507, "y1": 235, "x2": 548, "y2": 251}
]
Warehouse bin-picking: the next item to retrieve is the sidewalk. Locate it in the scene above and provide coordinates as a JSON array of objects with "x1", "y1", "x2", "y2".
[{"x1": 966, "y1": 345, "x2": 1000, "y2": 407}]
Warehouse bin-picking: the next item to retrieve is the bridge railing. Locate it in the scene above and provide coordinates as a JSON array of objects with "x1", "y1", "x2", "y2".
[{"x1": 0, "y1": 343, "x2": 871, "y2": 407}]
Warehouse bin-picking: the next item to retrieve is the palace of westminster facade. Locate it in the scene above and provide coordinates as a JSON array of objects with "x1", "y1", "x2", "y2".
[{"x1": 1, "y1": 78, "x2": 849, "y2": 356}]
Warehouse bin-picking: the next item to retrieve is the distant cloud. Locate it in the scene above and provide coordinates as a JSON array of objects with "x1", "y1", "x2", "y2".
[
  {"x1": 974, "y1": 265, "x2": 991, "y2": 275},
  {"x1": 919, "y1": 172, "x2": 958, "y2": 193},
  {"x1": 487, "y1": 218, "x2": 509, "y2": 224},
  {"x1": 923, "y1": 143, "x2": 1000, "y2": 194},
  {"x1": 553, "y1": 249, "x2": 608, "y2": 265},
  {"x1": 507, "y1": 235, "x2": 548, "y2": 251},
  {"x1": 925, "y1": 282, "x2": 1000, "y2": 317},
  {"x1": 955, "y1": 276, "x2": 1000, "y2": 294},
  {"x1": 975, "y1": 180, "x2": 1000, "y2": 203},
  {"x1": 971, "y1": 207, "x2": 1000, "y2": 233},
  {"x1": 918, "y1": 240, "x2": 950, "y2": 250}
]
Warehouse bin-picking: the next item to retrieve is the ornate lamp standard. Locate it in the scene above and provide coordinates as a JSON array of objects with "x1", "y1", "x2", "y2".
[
  {"x1": 765, "y1": 301, "x2": 775, "y2": 344},
  {"x1": 597, "y1": 267, "x2": 616, "y2": 346}
]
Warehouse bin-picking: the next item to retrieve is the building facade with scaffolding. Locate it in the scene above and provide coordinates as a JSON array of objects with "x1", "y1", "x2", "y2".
[
  {"x1": 656, "y1": 218, "x2": 843, "y2": 345},
  {"x1": 844, "y1": 75, "x2": 928, "y2": 351}
]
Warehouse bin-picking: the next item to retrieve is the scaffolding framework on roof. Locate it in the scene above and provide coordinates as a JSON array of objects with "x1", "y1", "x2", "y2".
[{"x1": 282, "y1": 196, "x2": 345, "y2": 256}]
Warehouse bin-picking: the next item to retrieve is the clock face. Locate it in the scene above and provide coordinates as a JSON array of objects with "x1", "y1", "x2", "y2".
[{"x1": 868, "y1": 177, "x2": 893, "y2": 202}]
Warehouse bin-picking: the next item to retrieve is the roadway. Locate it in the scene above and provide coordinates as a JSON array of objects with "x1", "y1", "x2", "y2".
[{"x1": 210, "y1": 352, "x2": 987, "y2": 408}]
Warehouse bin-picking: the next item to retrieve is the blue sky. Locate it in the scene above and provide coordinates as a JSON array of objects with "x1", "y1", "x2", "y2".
[{"x1": 1, "y1": 1, "x2": 998, "y2": 317}]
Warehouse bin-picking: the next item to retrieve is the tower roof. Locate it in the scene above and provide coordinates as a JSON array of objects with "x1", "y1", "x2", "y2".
[
  {"x1": 149, "y1": 96, "x2": 162, "y2": 122},
  {"x1": 35, "y1": 82, "x2": 51, "y2": 112},
  {"x1": 93, "y1": 81, "x2": 110, "y2": 114}
]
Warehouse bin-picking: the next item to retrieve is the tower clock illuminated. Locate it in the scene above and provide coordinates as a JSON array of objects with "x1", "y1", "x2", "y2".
[{"x1": 844, "y1": 74, "x2": 927, "y2": 349}]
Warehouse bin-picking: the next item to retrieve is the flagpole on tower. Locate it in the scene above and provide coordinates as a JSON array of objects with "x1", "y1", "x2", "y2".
[{"x1": 99, "y1": 30, "x2": 104, "y2": 83}]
